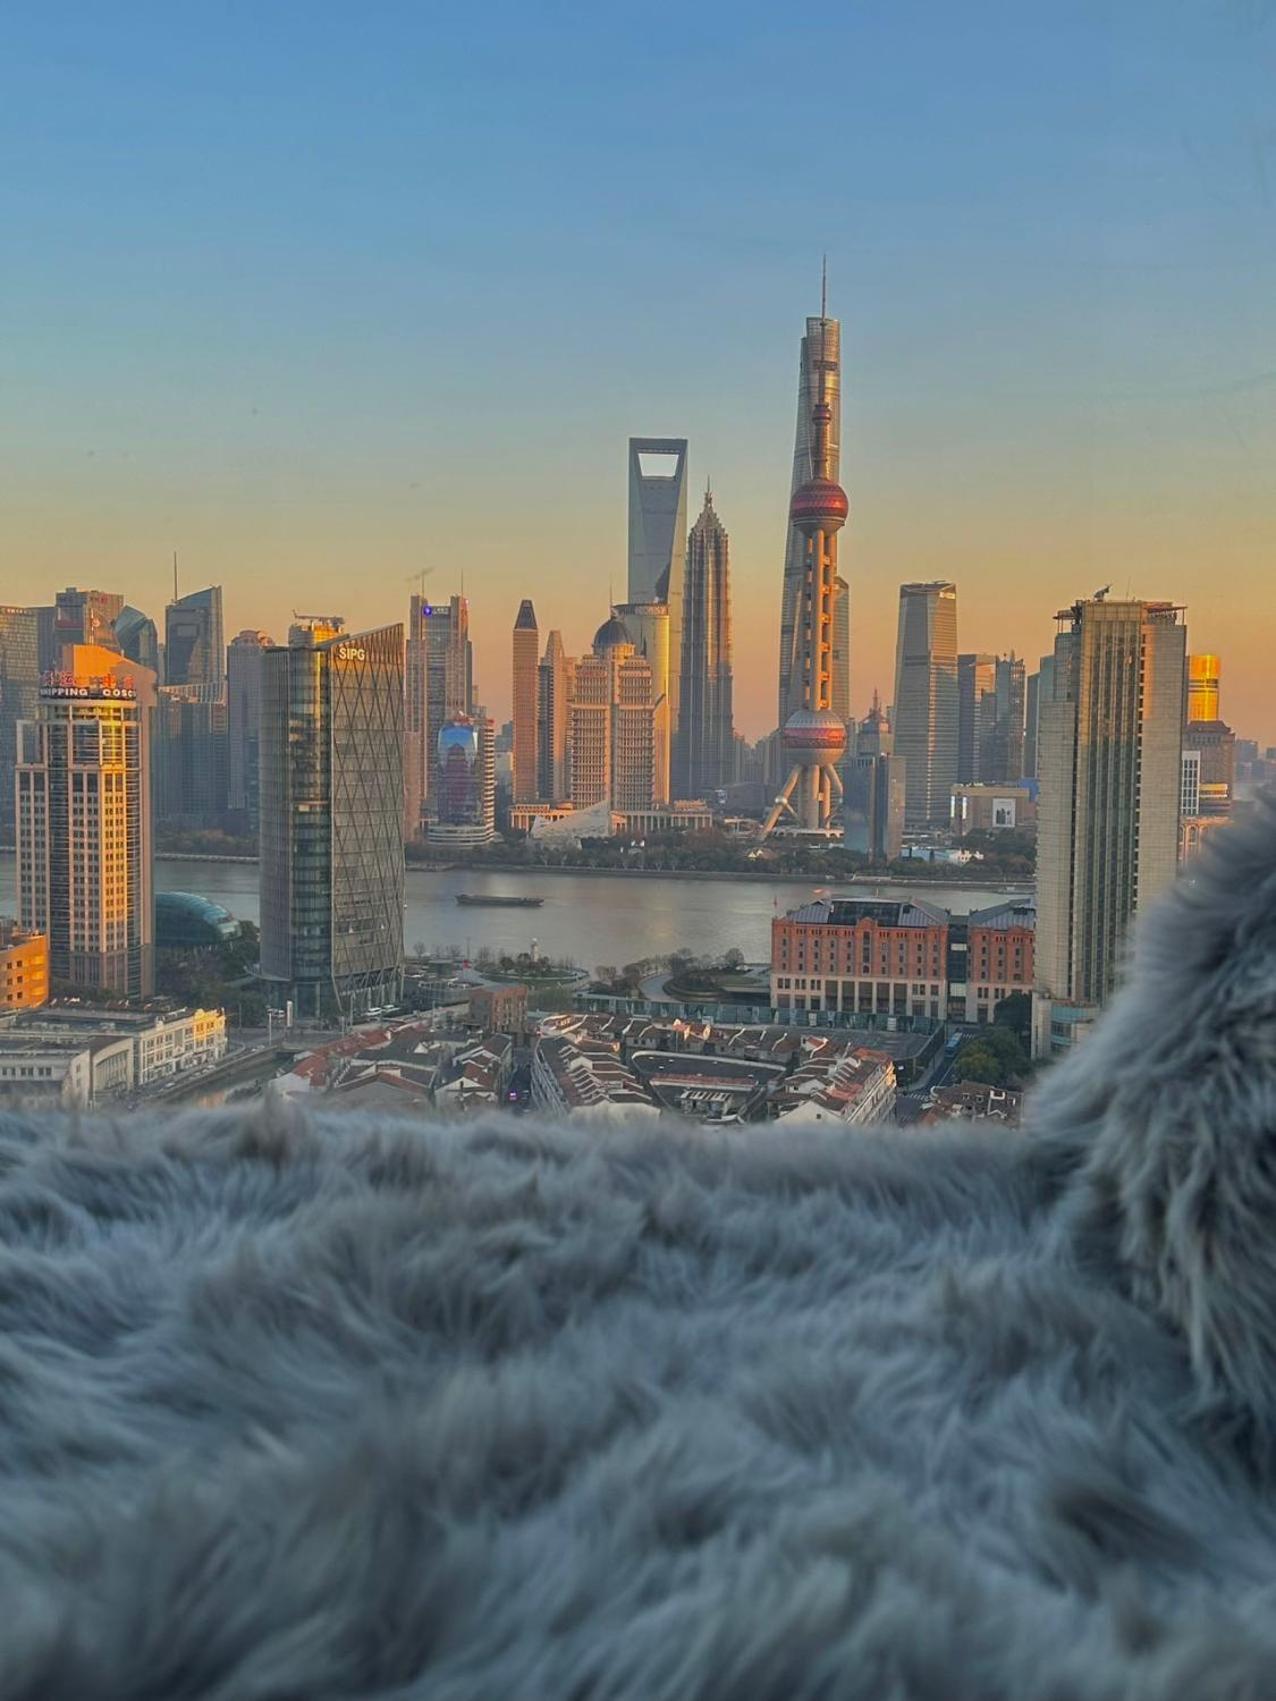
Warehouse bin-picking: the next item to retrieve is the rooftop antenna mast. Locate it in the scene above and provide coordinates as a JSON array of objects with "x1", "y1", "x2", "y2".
[
  {"x1": 172, "y1": 550, "x2": 179, "y2": 604},
  {"x1": 821, "y1": 253, "x2": 828, "y2": 321}
]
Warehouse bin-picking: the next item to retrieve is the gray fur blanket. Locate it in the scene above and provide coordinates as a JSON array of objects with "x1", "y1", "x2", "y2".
[{"x1": 4, "y1": 803, "x2": 1276, "y2": 1699}]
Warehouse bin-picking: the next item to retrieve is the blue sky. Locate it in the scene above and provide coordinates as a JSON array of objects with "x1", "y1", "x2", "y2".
[{"x1": 2, "y1": 1, "x2": 1273, "y2": 736}]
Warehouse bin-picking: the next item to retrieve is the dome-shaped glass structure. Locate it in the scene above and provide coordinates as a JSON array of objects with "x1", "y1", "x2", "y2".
[{"x1": 592, "y1": 614, "x2": 633, "y2": 655}]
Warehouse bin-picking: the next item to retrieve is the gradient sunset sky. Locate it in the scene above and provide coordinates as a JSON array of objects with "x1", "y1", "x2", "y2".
[{"x1": 3, "y1": 2, "x2": 1274, "y2": 741}]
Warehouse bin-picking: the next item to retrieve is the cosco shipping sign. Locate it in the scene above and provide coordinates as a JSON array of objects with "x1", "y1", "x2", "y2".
[{"x1": 40, "y1": 674, "x2": 137, "y2": 700}]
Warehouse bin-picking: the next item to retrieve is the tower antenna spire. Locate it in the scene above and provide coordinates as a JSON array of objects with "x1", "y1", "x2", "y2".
[
  {"x1": 821, "y1": 254, "x2": 827, "y2": 321},
  {"x1": 172, "y1": 550, "x2": 178, "y2": 604}
]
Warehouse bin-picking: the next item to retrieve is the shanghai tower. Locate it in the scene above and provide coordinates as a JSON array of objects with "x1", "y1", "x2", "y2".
[{"x1": 777, "y1": 281, "x2": 849, "y2": 733}]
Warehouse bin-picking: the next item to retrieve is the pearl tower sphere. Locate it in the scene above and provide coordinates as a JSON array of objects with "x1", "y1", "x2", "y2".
[{"x1": 764, "y1": 376, "x2": 850, "y2": 834}]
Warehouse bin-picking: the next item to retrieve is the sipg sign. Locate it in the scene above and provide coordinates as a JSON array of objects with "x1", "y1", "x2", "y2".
[
  {"x1": 335, "y1": 645, "x2": 367, "y2": 662},
  {"x1": 40, "y1": 670, "x2": 136, "y2": 701}
]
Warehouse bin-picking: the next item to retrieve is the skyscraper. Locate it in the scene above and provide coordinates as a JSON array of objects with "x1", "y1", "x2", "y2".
[
  {"x1": 165, "y1": 586, "x2": 224, "y2": 693},
  {"x1": 404, "y1": 593, "x2": 473, "y2": 837},
  {"x1": 1187, "y1": 718, "x2": 1236, "y2": 816},
  {"x1": 434, "y1": 715, "x2": 497, "y2": 846},
  {"x1": 153, "y1": 686, "x2": 229, "y2": 830},
  {"x1": 762, "y1": 335, "x2": 849, "y2": 835},
  {"x1": 15, "y1": 645, "x2": 157, "y2": 998},
  {"x1": 52, "y1": 588, "x2": 124, "y2": 660},
  {"x1": 778, "y1": 297, "x2": 846, "y2": 731},
  {"x1": 227, "y1": 629, "x2": 271, "y2": 830},
  {"x1": 612, "y1": 651, "x2": 658, "y2": 812},
  {"x1": 674, "y1": 487, "x2": 735, "y2": 800},
  {"x1": 0, "y1": 606, "x2": 41, "y2": 840},
  {"x1": 567, "y1": 652, "x2": 611, "y2": 809},
  {"x1": 259, "y1": 620, "x2": 405, "y2": 1020},
  {"x1": 511, "y1": 600, "x2": 539, "y2": 804},
  {"x1": 614, "y1": 601, "x2": 670, "y2": 804},
  {"x1": 988, "y1": 656, "x2": 1027, "y2": 783},
  {"x1": 114, "y1": 606, "x2": 160, "y2": 674},
  {"x1": 1187, "y1": 653, "x2": 1220, "y2": 723},
  {"x1": 628, "y1": 438, "x2": 687, "y2": 729},
  {"x1": 1033, "y1": 597, "x2": 1186, "y2": 1057},
  {"x1": 892, "y1": 582, "x2": 959, "y2": 829},
  {"x1": 957, "y1": 653, "x2": 996, "y2": 784},
  {"x1": 965, "y1": 654, "x2": 1028, "y2": 784},
  {"x1": 1023, "y1": 653, "x2": 1055, "y2": 781},
  {"x1": 842, "y1": 695, "x2": 904, "y2": 862},
  {"x1": 536, "y1": 630, "x2": 570, "y2": 805}
]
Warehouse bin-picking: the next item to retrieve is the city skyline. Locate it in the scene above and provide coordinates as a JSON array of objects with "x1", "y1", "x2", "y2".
[{"x1": 3, "y1": 5, "x2": 1273, "y2": 745}]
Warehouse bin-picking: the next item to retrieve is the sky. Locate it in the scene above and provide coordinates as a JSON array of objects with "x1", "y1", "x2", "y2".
[{"x1": 2, "y1": 1, "x2": 1274, "y2": 742}]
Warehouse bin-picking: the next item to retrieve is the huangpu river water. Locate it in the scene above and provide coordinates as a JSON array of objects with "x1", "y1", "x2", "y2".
[{"x1": 0, "y1": 854, "x2": 1027, "y2": 973}]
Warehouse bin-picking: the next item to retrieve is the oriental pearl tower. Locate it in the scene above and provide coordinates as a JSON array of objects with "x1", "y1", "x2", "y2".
[{"x1": 762, "y1": 318, "x2": 848, "y2": 834}]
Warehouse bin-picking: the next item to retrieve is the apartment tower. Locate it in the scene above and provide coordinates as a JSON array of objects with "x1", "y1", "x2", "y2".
[
  {"x1": 15, "y1": 645, "x2": 158, "y2": 998},
  {"x1": 1032, "y1": 596, "x2": 1186, "y2": 1057}
]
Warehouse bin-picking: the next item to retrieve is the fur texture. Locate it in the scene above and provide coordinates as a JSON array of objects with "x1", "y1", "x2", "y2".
[{"x1": 1, "y1": 800, "x2": 1275, "y2": 1698}]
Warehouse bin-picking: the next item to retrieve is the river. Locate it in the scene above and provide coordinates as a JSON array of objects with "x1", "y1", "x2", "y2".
[{"x1": 0, "y1": 854, "x2": 1028, "y2": 973}]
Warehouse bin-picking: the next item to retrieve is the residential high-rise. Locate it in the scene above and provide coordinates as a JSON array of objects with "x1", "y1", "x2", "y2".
[
  {"x1": 153, "y1": 686, "x2": 229, "y2": 831},
  {"x1": 1187, "y1": 653, "x2": 1220, "y2": 723},
  {"x1": 674, "y1": 487, "x2": 734, "y2": 800},
  {"x1": 762, "y1": 332, "x2": 849, "y2": 835},
  {"x1": 511, "y1": 600, "x2": 539, "y2": 804},
  {"x1": 259, "y1": 620, "x2": 405, "y2": 1020},
  {"x1": 892, "y1": 583, "x2": 959, "y2": 829},
  {"x1": 52, "y1": 588, "x2": 124, "y2": 658},
  {"x1": 165, "y1": 586, "x2": 224, "y2": 693},
  {"x1": 114, "y1": 606, "x2": 160, "y2": 675},
  {"x1": 628, "y1": 438, "x2": 687, "y2": 729},
  {"x1": 433, "y1": 715, "x2": 497, "y2": 846},
  {"x1": 227, "y1": 629, "x2": 271, "y2": 830},
  {"x1": 778, "y1": 296, "x2": 847, "y2": 731},
  {"x1": 957, "y1": 653, "x2": 996, "y2": 785},
  {"x1": 0, "y1": 606, "x2": 42, "y2": 840},
  {"x1": 15, "y1": 645, "x2": 157, "y2": 998},
  {"x1": 536, "y1": 631, "x2": 571, "y2": 804},
  {"x1": 1032, "y1": 597, "x2": 1186, "y2": 1057},
  {"x1": 614, "y1": 602, "x2": 670, "y2": 804}
]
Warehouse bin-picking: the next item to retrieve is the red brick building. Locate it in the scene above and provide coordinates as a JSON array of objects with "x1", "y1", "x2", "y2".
[
  {"x1": 771, "y1": 899, "x2": 949, "y2": 1020},
  {"x1": 965, "y1": 899, "x2": 1035, "y2": 1023},
  {"x1": 469, "y1": 983, "x2": 529, "y2": 1035}
]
